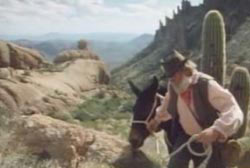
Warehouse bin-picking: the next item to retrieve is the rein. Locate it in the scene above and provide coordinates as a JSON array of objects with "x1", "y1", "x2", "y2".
[
  {"x1": 131, "y1": 94, "x2": 166, "y2": 154},
  {"x1": 166, "y1": 134, "x2": 213, "y2": 168}
]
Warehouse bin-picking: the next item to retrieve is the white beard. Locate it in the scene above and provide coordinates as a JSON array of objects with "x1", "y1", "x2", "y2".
[{"x1": 171, "y1": 75, "x2": 192, "y2": 94}]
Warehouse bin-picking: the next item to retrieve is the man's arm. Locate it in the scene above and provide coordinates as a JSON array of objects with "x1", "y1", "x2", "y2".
[
  {"x1": 197, "y1": 80, "x2": 243, "y2": 144},
  {"x1": 147, "y1": 91, "x2": 172, "y2": 132}
]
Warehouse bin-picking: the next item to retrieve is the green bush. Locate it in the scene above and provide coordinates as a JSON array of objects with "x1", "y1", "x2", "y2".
[
  {"x1": 119, "y1": 100, "x2": 134, "y2": 113},
  {"x1": 72, "y1": 95, "x2": 130, "y2": 122},
  {"x1": 71, "y1": 94, "x2": 132, "y2": 138}
]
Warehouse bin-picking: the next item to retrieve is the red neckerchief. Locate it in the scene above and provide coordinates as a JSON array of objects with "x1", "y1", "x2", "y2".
[{"x1": 180, "y1": 86, "x2": 192, "y2": 107}]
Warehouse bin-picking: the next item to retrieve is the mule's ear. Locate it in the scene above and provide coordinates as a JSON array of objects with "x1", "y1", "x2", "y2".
[
  {"x1": 152, "y1": 76, "x2": 158, "y2": 84},
  {"x1": 152, "y1": 76, "x2": 159, "y2": 88},
  {"x1": 128, "y1": 80, "x2": 141, "y2": 96}
]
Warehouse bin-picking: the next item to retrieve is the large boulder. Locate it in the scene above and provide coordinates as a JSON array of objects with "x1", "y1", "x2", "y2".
[
  {"x1": 13, "y1": 114, "x2": 95, "y2": 167},
  {"x1": 0, "y1": 41, "x2": 46, "y2": 69},
  {"x1": 11, "y1": 114, "x2": 129, "y2": 167},
  {"x1": 8, "y1": 43, "x2": 45, "y2": 69}
]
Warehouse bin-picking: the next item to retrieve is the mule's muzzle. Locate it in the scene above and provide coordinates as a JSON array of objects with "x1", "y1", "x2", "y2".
[
  {"x1": 129, "y1": 129, "x2": 145, "y2": 149},
  {"x1": 129, "y1": 137, "x2": 143, "y2": 149}
]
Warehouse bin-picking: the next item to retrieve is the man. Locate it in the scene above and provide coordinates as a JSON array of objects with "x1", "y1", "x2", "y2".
[{"x1": 147, "y1": 50, "x2": 243, "y2": 168}]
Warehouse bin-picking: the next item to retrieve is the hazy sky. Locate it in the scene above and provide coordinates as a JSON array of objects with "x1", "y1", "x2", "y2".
[{"x1": 0, "y1": 0, "x2": 203, "y2": 35}]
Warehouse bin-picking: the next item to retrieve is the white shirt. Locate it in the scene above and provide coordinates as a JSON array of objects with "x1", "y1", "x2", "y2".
[{"x1": 155, "y1": 72, "x2": 243, "y2": 141}]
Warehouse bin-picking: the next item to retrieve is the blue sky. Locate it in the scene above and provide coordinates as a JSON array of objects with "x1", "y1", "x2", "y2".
[{"x1": 0, "y1": 0, "x2": 203, "y2": 36}]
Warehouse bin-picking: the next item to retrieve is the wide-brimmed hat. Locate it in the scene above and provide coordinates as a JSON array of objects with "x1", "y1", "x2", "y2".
[{"x1": 160, "y1": 50, "x2": 197, "y2": 78}]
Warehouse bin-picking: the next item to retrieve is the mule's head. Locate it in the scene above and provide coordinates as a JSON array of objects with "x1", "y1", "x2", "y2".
[{"x1": 128, "y1": 77, "x2": 159, "y2": 149}]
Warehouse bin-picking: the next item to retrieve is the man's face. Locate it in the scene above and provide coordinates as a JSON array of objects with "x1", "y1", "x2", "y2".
[
  {"x1": 170, "y1": 70, "x2": 192, "y2": 94},
  {"x1": 169, "y1": 71, "x2": 183, "y2": 85}
]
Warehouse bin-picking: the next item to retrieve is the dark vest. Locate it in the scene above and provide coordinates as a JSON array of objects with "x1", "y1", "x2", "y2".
[{"x1": 167, "y1": 76, "x2": 219, "y2": 138}]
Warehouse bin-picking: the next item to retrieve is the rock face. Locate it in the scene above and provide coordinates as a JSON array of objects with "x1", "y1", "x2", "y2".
[
  {"x1": 13, "y1": 114, "x2": 95, "y2": 167},
  {"x1": 111, "y1": 0, "x2": 250, "y2": 89},
  {"x1": 0, "y1": 41, "x2": 46, "y2": 69},
  {"x1": 227, "y1": 18, "x2": 250, "y2": 62}
]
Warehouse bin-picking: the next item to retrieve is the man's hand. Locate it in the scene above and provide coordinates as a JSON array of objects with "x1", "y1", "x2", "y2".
[
  {"x1": 146, "y1": 118, "x2": 160, "y2": 133},
  {"x1": 196, "y1": 127, "x2": 221, "y2": 145}
]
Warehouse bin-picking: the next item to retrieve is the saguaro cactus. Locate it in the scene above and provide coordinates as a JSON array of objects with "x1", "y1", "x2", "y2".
[
  {"x1": 201, "y1": 10, "x2": 226, "y2": 85},
  {"x1": 220, "y1": 68, "x2": 250, "y2": 168},
  {"x1": 229, "y1": 67, "x2": 250, "y2": 139}
]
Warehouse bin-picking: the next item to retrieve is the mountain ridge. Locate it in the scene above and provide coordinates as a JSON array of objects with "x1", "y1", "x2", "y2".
[{"x1": 111, "y1": 0, "x2": 250, "y2": 90}]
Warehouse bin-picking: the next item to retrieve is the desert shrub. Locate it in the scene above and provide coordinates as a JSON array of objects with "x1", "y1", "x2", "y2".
[
  {"x1": 47, "y1": 111, "x2": 75, "y2": 123},
  {"x1": 72, "y1": 95, "x2": 130, "y2": 122}
]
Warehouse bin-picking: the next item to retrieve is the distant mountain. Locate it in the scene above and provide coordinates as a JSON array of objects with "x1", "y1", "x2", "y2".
[
  {"x1": 14, "y1": 39, "x2": 76, "y2": 60},
  {"x1": 129, "y1": 34, "x2": 154, "y2": 49},
  {"x1": 81, "y1": 32, "x2": 140, "y2": 42},
  {"x1": 12, "y1": 33, "x2": 154, "y2": 69},
  {"x1": 88, "y1": 34, "x2": 154, "y2": 69},
  {"x1": 1, "y1": 32, "x2": 140, "y2": 43}
]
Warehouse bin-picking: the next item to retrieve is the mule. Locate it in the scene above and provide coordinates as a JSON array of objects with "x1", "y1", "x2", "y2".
[{"x1": 128, "y1": 77, "x2": 173, "y2": 151}]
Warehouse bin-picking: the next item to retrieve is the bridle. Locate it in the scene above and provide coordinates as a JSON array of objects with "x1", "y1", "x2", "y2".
[
  {"x1": 132, "y1": 95, "x2": 158, "y2": 127},
  {"x1": 131, "y1": 94, "x2": 168, "y2": 154}
]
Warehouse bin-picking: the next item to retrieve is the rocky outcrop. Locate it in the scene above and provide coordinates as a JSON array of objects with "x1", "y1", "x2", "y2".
[
  {"x1": 0, "y1": 40, "x2": 122, "y2": 168},
  {"x1": 0, "y1": 58, "x2": 109, "y2": 114},
  {"x1": 0, "y1": 41, "x2": 46, "y2": 69},
  {"x1": 0, "y1": 40, "x2": 110, "y2": 114},
  {"x1": 54, "y1": 49, "x2": 99, "y2": 64},
  {"x1": 54, "y1": 39, "x2": 99, "y2": 64}
]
